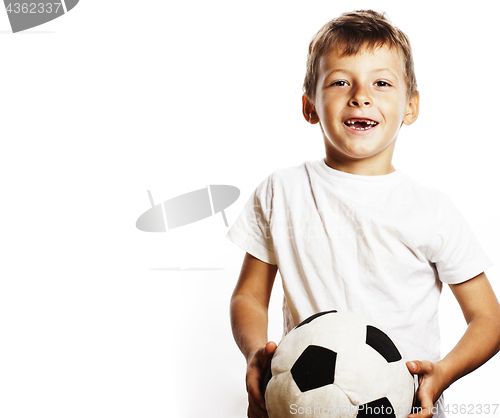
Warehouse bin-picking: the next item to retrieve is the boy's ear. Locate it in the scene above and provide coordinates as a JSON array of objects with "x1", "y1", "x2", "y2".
[
  {"x1": 302, "y1": 95, "x2": 319, "y2": 124},
  {"x1": 403, "y1": 92, "x2": 419, "y2": 126}
]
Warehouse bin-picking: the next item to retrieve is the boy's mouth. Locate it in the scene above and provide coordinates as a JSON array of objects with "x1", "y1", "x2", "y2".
[{"x1": 344, "y1": 118, "x2": 379, "y2": 131}]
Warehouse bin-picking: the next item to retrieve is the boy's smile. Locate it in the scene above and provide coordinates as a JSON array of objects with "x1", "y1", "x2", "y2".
[{"x1": 303, "y1": 44, "x2": 419, "y2": 175}]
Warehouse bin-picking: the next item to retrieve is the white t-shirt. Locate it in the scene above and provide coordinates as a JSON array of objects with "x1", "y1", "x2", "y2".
[{"x1": 227, "y1": 159, "x2": 492, "y2": 363}]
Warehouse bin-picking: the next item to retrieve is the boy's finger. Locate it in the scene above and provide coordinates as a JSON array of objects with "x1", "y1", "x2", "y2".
[
  {"x1": 406, "y1": 360, "x2": 434, "y2": 374},
  {"x1": 406, "y1": 360, "x2": 434, "y2": 375},
  {"x1": 261, "y1": 342, "x2": 277, "y2": 371},
  {"x1": 247, "y1": 403, "x2": 266, "y2": 418},
  {"x1": 247, "y1": 371, "x2": 267, "y2": 411},
  {"x1": 246, "y1": 372, "x2": 262, "y2": 397},
  {"x1": 410, "y1": 387, "x2": 434, "y2": 418},
  {"x1": 406, "y1": 360, "x2": 422, "y2": 374},
  {"x1": 265, "y1": 341, "x2": 277, "y2": 356},
  {"x1": 406, "y1": 361, "x2": 417, "y2": 373},
  {"x1": 248, "y1": 391, "x2": 267, "y2": 418},
  {"x1": 408, "y1": 403, "x2": 434, "y2": 418},
  {"x1": 246, "y1": 342, "x2": 275, "y2": 417},
  {"x1": 255, "y1": 343, "x2": 273, "y2": 366},
  {"x1": 419, "y1": 392, "x2": 434, "y2": 415}
]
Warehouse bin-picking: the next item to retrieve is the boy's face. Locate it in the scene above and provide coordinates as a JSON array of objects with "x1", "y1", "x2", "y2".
[{"x1": 303, "y1": 44, "x2": 419, "y2": 175}]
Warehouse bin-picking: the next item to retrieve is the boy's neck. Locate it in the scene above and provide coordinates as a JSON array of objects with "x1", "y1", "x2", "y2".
[{"x1": 324, "y1": 155, "x2": 396, "y2": 176}]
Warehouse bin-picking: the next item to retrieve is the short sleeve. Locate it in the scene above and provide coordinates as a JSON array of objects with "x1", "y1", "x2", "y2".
[
  {"x1": 428, "y1": 196, "x2": 492, "y2": 284},
  {"x1": 226, "y1": 174, "x2": 277, "y2": 265}
]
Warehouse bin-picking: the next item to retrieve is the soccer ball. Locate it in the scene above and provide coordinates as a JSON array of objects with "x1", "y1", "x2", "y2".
[{"x1": 263, "y1": 310, "x2": 414, "y2": 418}]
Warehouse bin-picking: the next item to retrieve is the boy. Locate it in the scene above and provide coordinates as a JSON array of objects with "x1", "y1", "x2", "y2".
[{"x1": 228, "y1": 10, "x2": 500, "y2": 418}]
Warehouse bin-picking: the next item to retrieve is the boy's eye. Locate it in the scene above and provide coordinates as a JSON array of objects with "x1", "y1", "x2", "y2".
[
  {"x1": 375, "y1": 80, "x2": 391, "y2": 87},
  {"x1": 331, "y1": 80, "x2": 349, "y2": 87}
]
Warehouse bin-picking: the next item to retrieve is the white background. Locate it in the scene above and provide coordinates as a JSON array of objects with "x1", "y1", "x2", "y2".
[{"x1": 0, "y1": 0, "x2": 498, "y2": 417}]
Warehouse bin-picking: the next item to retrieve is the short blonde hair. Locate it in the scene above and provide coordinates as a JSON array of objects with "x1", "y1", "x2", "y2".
[{"x1": 303, "y1": 10, "x2": 418, "y2": 102}]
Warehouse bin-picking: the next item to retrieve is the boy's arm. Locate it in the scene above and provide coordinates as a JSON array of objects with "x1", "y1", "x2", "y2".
[
  {"x1": 407, "y1": 272, "x2": 500, "y2": 418},
  {"x1": 230, "y1": 252, "x2": 278, "y2": 418}
]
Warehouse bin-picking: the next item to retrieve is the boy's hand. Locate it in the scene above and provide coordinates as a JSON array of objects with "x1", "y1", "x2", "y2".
[
  {"x1": 405, "y1": 273, "x2": 500, "y2": 418},
  {"x1": 246, "y1": 341, "x2": 277, "y2": 418},
  {"x1": 406, "y1": 360, "x2": 447, "y2": 418}
]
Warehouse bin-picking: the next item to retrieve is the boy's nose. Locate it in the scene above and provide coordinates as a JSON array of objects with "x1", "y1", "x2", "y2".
[{"x1": 349, "y1": 89, "x2": 372, "y2": 107}]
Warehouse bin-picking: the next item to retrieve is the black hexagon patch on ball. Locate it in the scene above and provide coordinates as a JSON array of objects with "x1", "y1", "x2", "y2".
[{"x1": 291, "y1": 345, "x2": 337, "y2": 392}]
